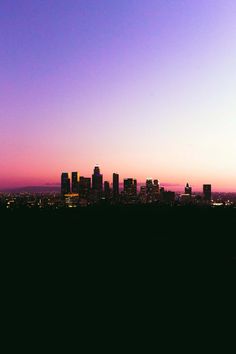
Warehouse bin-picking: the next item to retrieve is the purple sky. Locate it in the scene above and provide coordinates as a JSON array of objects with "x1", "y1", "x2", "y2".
[{"x1": 1, "y1": 0, "x2": 236, "y2": 191}]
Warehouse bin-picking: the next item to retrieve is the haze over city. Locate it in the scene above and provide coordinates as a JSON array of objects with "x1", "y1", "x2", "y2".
[{"x1": 1, "y1": 0, "x2": 236, "y2": 191}]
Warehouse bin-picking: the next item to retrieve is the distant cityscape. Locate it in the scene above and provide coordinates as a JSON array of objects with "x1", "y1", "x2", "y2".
[
  {"x1": 1, "y1": 165, "x2": 236, "y2": 209},
  {"x1": 60, "y1": 165, "x2": 214, "y2": 207}
]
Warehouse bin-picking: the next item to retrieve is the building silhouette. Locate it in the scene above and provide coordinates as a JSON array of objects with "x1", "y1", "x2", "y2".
[
  {"x1": 146, "y1": 178, "x2": 153, "y2": 193},
  {"x1": 92, "y1": 165, "x2": 103, "y2": 192},
  {"x1": 61, "y1": 172, "x2": 70, "y2": 196},
  {"x1": 124, "y1": 178, "x2": 137, "y2": 196},
  {"x1": 113, "y1": 173, "x2": 119, "y2": 196},
  {"x1": 79, "y1": 177, "x2": 91, "y2": 198},
  {"x1": 203, "y1": 184, "x2": 211, "y2": 202},
  {"x1": 72, "y1": 172, "x2": 79, "y2": 193},
  {"x1": 146, "y1": 178, "x2": 154, "y2": 203},
  {"x1": 59, "y1": 167, "x2": 215, "y2": 207},
  {"x1": 104, "y1": 181, "x2": 111, "y2": 199},
  {"x1": 185, "y1": 183, "x2": 192, "y2": 195},
  {"x1": 123, "y1": 178, "x2": 137, "y2": 204},
  {"x1": 153, "y1": 179, "x2": 160, "y2": 192}
]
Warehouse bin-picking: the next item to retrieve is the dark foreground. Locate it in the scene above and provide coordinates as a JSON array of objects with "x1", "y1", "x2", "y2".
[
  {"x1": 2, "y1": 205, "x2": 236, "y2": 269},
  {"x1": 2, "y1": 205, "x2": 234, "y2": 349},
  {"x1": 2, "y1": 204, "x2": 235, "y2": 335}
]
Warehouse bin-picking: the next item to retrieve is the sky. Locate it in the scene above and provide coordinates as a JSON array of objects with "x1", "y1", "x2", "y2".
[{"x1": 1, "y1": 0, "x2": 236, "y2": 191}]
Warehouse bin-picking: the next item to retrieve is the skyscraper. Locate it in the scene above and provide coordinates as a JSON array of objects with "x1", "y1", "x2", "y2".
[
  {"x1": 79, "y1": 177, "x2": 91, "y2": 198},
  {"x1": 146, "y1": 178, "x2": 154, "y2": 203},
  {"x1": 104, "y1": 181, "x2": 110, "y2": 199},
  {"x1": 72, "y1": 172, "x2": 79, "y2": 193},
  {"x1": 185, "y1": 183, "x2": 192, "y2": 195},
  {"x1": 146, "y1": 178, "x2": 153, "y2": 193},
  {"x1": 92, "y1": 165, "x2": 103, "y2": 191},
  {"x1": 61, "y1": 172, "x2": 70, "y2": 196},
  {"x1": 113, "y1": 173, "x2": 119, "y2": 196},
  {"x1": 123, "y1": 178, "x2": 137, "y2": 204},
  {"x1": 124, "y1": 178, "x2": 137, "y2": 196},
  {"x1": 203, "y1": 184, "x2": 212, "y2": 202},
  {"x1": 153, "y1": 179, "x2": 160, "y2": 191}
]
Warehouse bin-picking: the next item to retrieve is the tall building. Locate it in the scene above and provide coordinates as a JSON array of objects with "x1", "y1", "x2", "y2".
[
  {"x1": 113, "y1": 173, "x2": 119, "y2": 196},
  {"x1": 124, "y1": 178, "x2": 137, "y2": 196},
  {"x1": 79, "y1": 177, "x2": 91, "y2": 198},
  {"x1": 153, "y1": 179, "x2": 160, "y2": 192},
  {"x1": 203, "y1": 184, "x2": 211, "y2": 202},
  {"x1": 153, "y1": 179, "x2": 160, "y2": 201},
  {"x1": 72, "y1": 172, "x2": 79, "y2": 193},
  {"x1": 104, "y1": 181, "x2": 110, "y2": 199},
  {"x1": 92, "y1": 165, "x2": 103, "y2": 191},
  {"x1": 185, "y1": 183, "x2": 192, "y2": 195},
  {"x1": 146, "y1": 178, "x2": 153, "y2": 192},
  {"x1": 61, "y1": 172, "x2": 70, "y2": 196},
  {"x1": 146, "y1": 178, "x2": 154, "y2": 203},
  {"x1": 123, "y1": 178, "x2": 137, "y2": 204}
]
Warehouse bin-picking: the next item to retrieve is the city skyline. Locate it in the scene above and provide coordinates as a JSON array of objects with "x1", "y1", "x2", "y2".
[
  {"x1": 1, "y1": 1, "x2": 236, "y2": 191},
  {"x1": 60, "y1": 164, "x2": 213, "y2": 194},
  {"x1": 0, "y1": 163, "x2": 235, "y2": 193}
]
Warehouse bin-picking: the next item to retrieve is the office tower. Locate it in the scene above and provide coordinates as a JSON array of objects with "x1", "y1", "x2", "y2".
[
  {"x1": 185, "y1": 183, "x2": 192, "y2": 195},
  {"x1": 113, "y1": 173, "x2": 119, "y2": 196},
  {"x1": 153, "y1": 179, "x2": 160, "y2": 193},
  {"x1": 92, "y1": 165, "x2": 103, "y2": 191},
  {"x1": 153, "y1": 179, "x2": 160, "y2": 201},
  {"x1": 104, "y1": 181, "x2": 110, "y2": 199},
  {"x1": 159, "y1": 187, "x2": 175, "y2": 204},
  {"x1": 146, "y1": 178, "x2": 153, "y2": 192},
  {"x1": 79, "y1": 177, "x2": 91, "y2": 198},
  {"x1": 72, "y1": 172, "x2": 79, "y2": 193},
  {"x1": 146, "y1": 178, "x2": 154, "y2": 203},
  {"x1": 123, "y1": 178, "x2": 137, "y2": 204},
  {"x1": 139, "y1": 186, "x2": 147, "y2": 204},
  {"x1": 61, "y1": 172, "x2": 70, "y2": 196},
  {"x1": 203, "y1": 184, "x2": 212, "y2": 202},
  {"x1": 159, "y1": 187, "x2": 165, "y2": 201},
  {"x1": 124, "y1": 178, "x2": 137, "y2": 196}
]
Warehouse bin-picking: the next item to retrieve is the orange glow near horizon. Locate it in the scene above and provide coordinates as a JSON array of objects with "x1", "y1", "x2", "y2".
[
  {"x1": 1, "y1": 2, "x2": 236, "y2": 192},
  {"x1": 1, "y1": 164, "x2": 236, "y2": 193}
]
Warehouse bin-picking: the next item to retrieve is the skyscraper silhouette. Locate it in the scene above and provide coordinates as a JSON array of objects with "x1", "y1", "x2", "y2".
[
  {"x1": 203, "y1": 184, "x2": 211, "y2": 202},
  {"x1": 72, "y1": 172, "x2": 79, "y2": 193},
  {"x1": 153, "y1": 179, "x2": 160, "y2": 200},
  {"x1": 185, "y1": 183, "x2": 192, "y2": 195},
  {"x1": 61, "y1": 172, "x2": 70, "y2": 196},
  {"x1": 104, "y1": 181, "x2": 110, "y2": 199},
  {"x1": 79, "y1": 176, "x2": 91, "y2": 198},
  {"x1": 92, "y1": 165, "x2": 103, "y2": 191},
  {"x1": 146, "y1": 178, "x2": 153, "y2": 193},
  {"x1": 124, "y1": 178, "x2": 137, "y2": 196},
  {"x1": 113, "y1": 173, "x2": 119, "y2": 196}
]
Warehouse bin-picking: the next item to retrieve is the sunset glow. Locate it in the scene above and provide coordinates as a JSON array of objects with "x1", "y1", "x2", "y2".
[{"x1": 1, "y1": 1, "x2": 236, "y2": 191}]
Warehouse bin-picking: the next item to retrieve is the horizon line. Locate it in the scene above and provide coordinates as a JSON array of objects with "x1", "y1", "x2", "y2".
[{"x1": 1, "y1": 183, "x2": 236, "y2": 194}]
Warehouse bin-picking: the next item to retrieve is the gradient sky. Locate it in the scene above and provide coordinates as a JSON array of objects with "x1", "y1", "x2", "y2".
[{"x1": 1, "y1": 0, "x2": 236, "y2": 191}]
